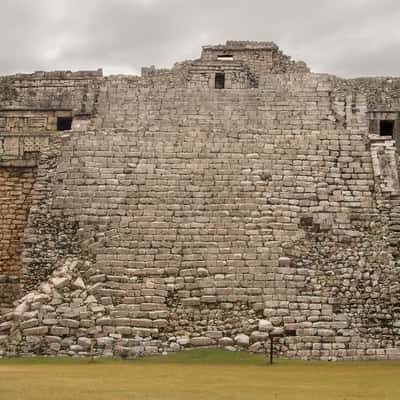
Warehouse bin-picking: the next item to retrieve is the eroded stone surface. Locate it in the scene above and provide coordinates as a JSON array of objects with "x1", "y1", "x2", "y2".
[{"x1": 0, "y1": 41, "x2": 400, "y2": 360}]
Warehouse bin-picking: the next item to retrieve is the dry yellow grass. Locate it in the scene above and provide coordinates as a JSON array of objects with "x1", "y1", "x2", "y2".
[{"x1": 0, "y1": 349, "x2": 399, "y2": 400}]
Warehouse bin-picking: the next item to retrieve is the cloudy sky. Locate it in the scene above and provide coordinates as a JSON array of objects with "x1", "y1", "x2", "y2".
[{"x1": 1, "y1": 0, "x2": 400, "y2": 77}]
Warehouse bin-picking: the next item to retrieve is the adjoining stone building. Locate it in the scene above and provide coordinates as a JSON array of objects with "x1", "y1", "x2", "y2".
[{"x1": 0, "y1": 41, "x2": 399, "y2": 360}]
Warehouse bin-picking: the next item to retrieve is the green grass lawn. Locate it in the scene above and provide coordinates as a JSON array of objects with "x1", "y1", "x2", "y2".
[{"x1": 0, "y1": 349, "x2": 399, "y2": 400}]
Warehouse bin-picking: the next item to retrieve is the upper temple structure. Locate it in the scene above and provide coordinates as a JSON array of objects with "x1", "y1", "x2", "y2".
[{"x1": 0, "y1": 41, "x2": 399, "y2": 360}]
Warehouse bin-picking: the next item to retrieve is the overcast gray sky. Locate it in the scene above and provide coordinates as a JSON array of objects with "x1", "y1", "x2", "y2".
[{"x1": 1, "y1": 0, "x2": 400, "y2": 77}]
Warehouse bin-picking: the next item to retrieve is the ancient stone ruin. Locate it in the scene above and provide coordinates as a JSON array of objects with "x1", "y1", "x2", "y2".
[{"x1": 0, "y1": 41, "x2": 399, "y2": 360}]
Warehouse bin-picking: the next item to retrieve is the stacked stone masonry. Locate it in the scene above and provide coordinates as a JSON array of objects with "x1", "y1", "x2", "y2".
[
  {"x1": 0, "y1": 41, "x2": 399, "y2": 360},
  {"x1": 0, "y1": 167, "x2": 36, "y2": 313}
]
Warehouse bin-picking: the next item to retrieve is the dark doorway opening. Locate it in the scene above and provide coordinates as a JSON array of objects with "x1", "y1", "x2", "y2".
[
  {"x1": 215, "y1": 72, "x2": 225, "y2": 89},
  {"x1": 57, "y1": 117, "x2": 73, "y2": 131},
  {"x1": 379, "y1": 120, "x2": 395, "y2": 137}
]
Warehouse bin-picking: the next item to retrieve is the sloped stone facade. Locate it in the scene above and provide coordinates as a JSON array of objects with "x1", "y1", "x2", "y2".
[{"x1": 0, "y1": 41, "x2": 399, "y2": 360}]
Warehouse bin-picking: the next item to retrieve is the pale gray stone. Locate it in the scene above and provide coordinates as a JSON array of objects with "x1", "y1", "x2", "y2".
[
  {"x1": 190, "y1": 337, "x2": 214, "y2": 347},
  {"x1": 219, "y1": 337, "x2": 234, "y2": 346},
  {"x1": 258, "y1": 319, "x2": 273, "y2": 332},
  {"x1": 51, "y1": 277, "x2": 70, "y2": 289},
  {"x1": 72, "y1": 278, "x2": 86, "y2": 290},
  {"x1": 176, "y1": 336, "x2": 190, "y2": 346},
  {"x1": 234, "y1": 334, "x2": 250, "y2": 347}
]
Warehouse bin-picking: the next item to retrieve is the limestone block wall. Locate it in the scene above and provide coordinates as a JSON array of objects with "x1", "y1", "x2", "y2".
[
  {"x1": 2, "y1": 66, "x2": 397, "y2": 358},
  {"x1": 283, "y1": 226, "x2": 400, "y2": 360},
  {"x1": 186, "y1": 61, "x2": 258, "y2": 89},
  {"x1": 0, "y1": 134, "x2": 50, "y2": 160},
  {"x1": 0, "y1": 118, "x2": 398, "y2": 359},
  {"x1": 1, "y1": 44, "x2": 400, "y2": 359},
  {"x1": 0, "y1": 70, "x2": 102, "y2": 311},
  {"x1": 0, "y1": 70, "x2": 102, "y2": 114},
  {"x1": 336, "y1": 77, "x2": 400, "y2": 111},
  {"x1": 0, "y1": 109, "x2": 74, "y2": 134},
  {"x1": 201, "y1": 41, "x2": 309, "y2": 75},
  {"x1": 0, "y1": 166, "x2": 37, "y2": 313},
  {"x1": 95, "y1": 73, "x2": 341, "y2": 134},
  {"x1": 334, "y1": 77, "x2": 400, "y2": 153}
]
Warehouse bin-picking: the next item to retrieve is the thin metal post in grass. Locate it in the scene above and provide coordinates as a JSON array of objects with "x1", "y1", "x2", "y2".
[{"x1": 268, "y1": 331, "x2": 283, "y2": 365}]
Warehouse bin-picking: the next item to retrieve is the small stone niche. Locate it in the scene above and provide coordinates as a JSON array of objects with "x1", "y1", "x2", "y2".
[
  {"x1": 217, "y1": 55, "x2": 233, "y2": 61},
  {"x1": 300, "y1": 215, "x2": 313, "y2": 227},
  {"x1": 379, "y1": 120, "x2": 395, "y2": 137},
  {"x1": 57, "y1": 117, "x2": 73, "y2": 131},
  {"x1": 215, "y1": 72, "x2": 225, "y2": 89}
]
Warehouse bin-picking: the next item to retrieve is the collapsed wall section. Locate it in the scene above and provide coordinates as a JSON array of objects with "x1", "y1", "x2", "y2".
[
  {"x1": 0, "y1": 70, "x2": 103, "y2": 311},
  {"x1": 0, "y1": 166, "x2": 37, "y2": 313}
]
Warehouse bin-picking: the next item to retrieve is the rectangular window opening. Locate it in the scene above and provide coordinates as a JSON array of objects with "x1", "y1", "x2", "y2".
[
  {"x1": 57, "y1": 117, "x2": 73, "y2": 131},
  {"x1": 217, "y1": 55, "x2": 233, "y2": 61},
  {"x1": 215, "y1": 72, "x2": 225, "y2": 89},
  {"x1": 379, "y1": 120, "x2": 394, "y2": 137}
]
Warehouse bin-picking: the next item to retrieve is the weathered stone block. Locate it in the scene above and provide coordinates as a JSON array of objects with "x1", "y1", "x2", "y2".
[
  {"x1": 234, "y1": 334, "x2": 250, "y2": 347},
  {"x1": 51, "y1": 326, "x2": 69, "y2": 336},
  {"x1": 60, "y1": 319, "x2": 80, "y2": 329},
  {"x1": 23, "y1": 326, "x2": 48, "y2": 336},
  {"x1": 190, "y1": 337, "x2": 214, "y2": 347}
]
